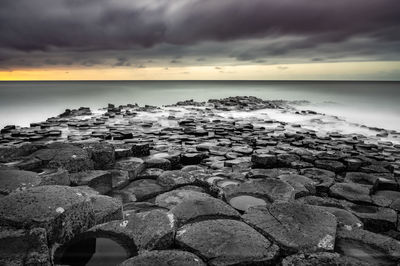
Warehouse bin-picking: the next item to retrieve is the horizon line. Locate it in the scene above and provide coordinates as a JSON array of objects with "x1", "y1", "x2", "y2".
[{"x1": 1, "y1": 79, "x2": 400, "y2": 82}]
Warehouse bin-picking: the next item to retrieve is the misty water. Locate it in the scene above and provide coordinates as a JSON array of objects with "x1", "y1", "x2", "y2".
[{"x1": 0, "y1": 81, "x2": 399, "y2": 131}]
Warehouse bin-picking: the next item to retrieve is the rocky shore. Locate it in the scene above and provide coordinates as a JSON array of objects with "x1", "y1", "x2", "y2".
[{"x1": 1, "y1": 96, "x2": 400, "y2": 265}]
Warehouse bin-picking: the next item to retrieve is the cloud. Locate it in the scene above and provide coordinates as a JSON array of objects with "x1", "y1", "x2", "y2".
[
  {"x1": 277, "y1": 66, "x2": 288, "y2": 70},
  {"x1": 0, "y1": 0, "x2": 399, "y2": 69}
]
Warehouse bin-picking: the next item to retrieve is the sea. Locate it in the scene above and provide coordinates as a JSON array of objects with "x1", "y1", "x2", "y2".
[{"x1": 0, "y1": 81, "x2": 399, "y2": 131}]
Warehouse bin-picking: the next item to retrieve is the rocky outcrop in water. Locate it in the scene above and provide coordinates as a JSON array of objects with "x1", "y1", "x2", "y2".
[{"x1": 0, "y1": 96, "x2": 400, "y2": 265}]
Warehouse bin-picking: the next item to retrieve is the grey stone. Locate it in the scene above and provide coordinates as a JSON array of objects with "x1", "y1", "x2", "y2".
[
  {"x1": 0, "y1": 185, "x2": 95, "y2": 244},
  {"x1": 170, "y1": 196, "x2": 240, "y2": 226},
  {"x1": 119, "y1": 250, "x2": 206, "y2": 266},
  {"x1": 70, "y1": 170, "x2": 112, "y2": 194},
  {"x1": 176, "y1": 219, "x2": 279, "y2": 266},
  {"x1": 88, "y1": 209, "x2": 176, "y2": 251},
  {"x1": 243, "y1": 202, "x2": 337, "y2": 253},
  {"x1": 0, "y1": 170, "x2": 41, "y2": 195}
]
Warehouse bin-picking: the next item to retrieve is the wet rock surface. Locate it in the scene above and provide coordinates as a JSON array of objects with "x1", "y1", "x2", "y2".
[
  {"x1": 176, "y1": 219, "x2": 279, "y2": 265},
  {"x1": 1, "y1": 96, "x2": 400, "y2": 265},
  {"x1": 243, "y1": 202, "x2": 337, "y2": 253},
  {"x1": 119, "y1": 250, "x2": 206, "y2": 266}
]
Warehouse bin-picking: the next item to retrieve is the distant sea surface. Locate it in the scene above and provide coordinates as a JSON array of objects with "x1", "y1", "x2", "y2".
[{"x1": 0, "y1": 81, "x2": 399, "y2": 131}]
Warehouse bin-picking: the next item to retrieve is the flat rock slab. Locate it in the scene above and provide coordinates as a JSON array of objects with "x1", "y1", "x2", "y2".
[
  {"x1": 38, "y1": 168, "x2": 70, "y2": 186},
  {"x1": 299, "y1": 168, "x2": 335, "y2": 194},
  {"x1": 278, "y1": 174, "x2": 316, "y2": 198},
  {"x1": 336, "y1": 227, "x2": 400, "y2": 265},
  {"x1": 224, "y1": 178, "x2": 295, "y2": 203},
  {"x1": 345, "y1": 203, "x2": 397, "y2": 232},
  {"x1": 314, "y1": 159, "x2": 346, "y2": 173},
  {"x1": 170, "y1": 196, "x2": 240, "y2": 226},
  {"x1": 115, "y1": 157, "x2": 145, "y2": 180},
  {"x1": 0, "y1": 185, "x2": 95, "y2": 244},
  {"x1": 70, "y1": 170, "x2": 112, "y2": 194},
  {"x1": 372, "y1": 190, "x2": 400, "y2": 207},
  {"x1": 176, "y1": 219, "x2": 279, "y2": 266},
  {"x1": 329, "y1": 183, "x2": 372, "y2": 204},
  {"x1": 243, "y1": 202, "x2": 337, "y2": 253},
  {"x1": 0, "y1": 170, "x2": 41, "y2": 195},
  {"x1": 91, "y1": 195, "x2": 123, "y2": 225},
  {"x1": 119, "y1": 250, "x2": 206, "y2": 266},
  {"x1": 29, "y1": 143, "x2": 94, "y2": 173},
  {"x1": 108, "y1": 169, "x2": 130, "y2": 190},
  {"x1": 282, "y1": 252, "x2": 373, "y2": 266},
  {"x1": 144, "y1": 158, "x2": 171, "y2": 170},
  {"x1": 251, "y1": 154, "x2": 277, "y2": 168},
  {"x1": 157, "y1": 170, "x2": 197, "y2": 188},
  {"x1": 88, "y1": 209, "x2": 176, "y2": 251},
  {"x1": 155, "y1": 190, "x2": 213, "y2": 210},
  {"x1": 314, "y1": 205, "x2": 363, "y2": 230},
  {"x1": 83, "y1": 142, "x2": 115, "y2": 170},
  {"x1": 120, "y1": 179, "x2": 167, "y2": 201},
  {"x1": 344, "y1": 172, "x2": 378, "y2": 188}
]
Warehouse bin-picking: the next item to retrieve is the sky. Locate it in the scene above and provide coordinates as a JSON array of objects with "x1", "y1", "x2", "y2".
[{"x1": 1, "y1": 0, "x2": 400, "y2": 80}]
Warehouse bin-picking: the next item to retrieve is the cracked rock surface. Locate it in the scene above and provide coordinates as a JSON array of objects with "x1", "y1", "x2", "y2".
[{"x1": 0, "y1": 96, "x2": 400, "y2": 265}]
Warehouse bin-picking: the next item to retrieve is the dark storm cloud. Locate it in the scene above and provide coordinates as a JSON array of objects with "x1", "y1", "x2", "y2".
[{"x1": 0, "y1": 0, "x2": 399, "y2": 68}]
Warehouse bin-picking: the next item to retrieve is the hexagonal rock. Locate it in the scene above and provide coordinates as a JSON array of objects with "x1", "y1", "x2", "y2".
[
  {"x1": 336, "y1": 227, "x2": 400, "y2": 265},
  {"x1": 299, "y1": 167, "x2": 335, "y2": 195},
  {"x1": 277, "y1": 153, "x2": 301, "y2": 167},
  {"x1": 155, "y1": 190, "x2": 213, "y2": 210},
  {"x1": 0, "y1": 185, "x2": 95, "y2": 245},
  {"x1": 176, "y1": 219, "x2": 279, "y2": 266},
  {"x1": 115, "y1": 157, "x2": 146, "y2": 180},
  {"x1": 344, "y1": 203, "x2": 397, "y2": 232},
  {"x1": 343, "y1": 158, "x2": 364, "y2": 171},
  {"x1": 278, "y1": 174, "x2": 316, "y2": 198},
  {"x1": 344, "y1": 172, "x2": 378, "y2": 188},
  {"x1": 170, "y1": 196, "x2": 240, "y2": 226},
  {"x1": 282, "y1": 252, "x2": 373, "y2": 266},
  {"x1": 29, "y1": 143, "x2": 94, "y2": 173},
  {"x1": 0, "y1": 227, "x2": 50, "y2": 266},
  {"x1": 232, "y1": 146, "x2": 253, "y2": 155},
  {"x1": 372, "y1": 190, "x2": 400, "y2": 207},
  {"x1": 131, "y1": 143, "x2": 150, "y2": 157},
  {"x1": 83, "y1": 143, "x2": 115, "y2": 170},
  {"x1": 108, "y1": 169, "x2": 130, "y2": 190},
  {"x1": 242, "y1": 202, "x2": 337, "y2": 253},
  {"x1": 119, "y1": 250, "x2": 206, "y2": 266},
  {"x1": 0, "y1": 170, "x2": 41, "y2": 195},
  {"x1": 138, "y1": 168, "x2": 164, "y2": 179},
  {"x1": 314, "y1": 206, "x2": 363, "y2": 230},
  {"x1": 314, "y1": 159, "x2": 346, "y2": 173},
  {"x1": 88, "y1": 209, "x2": 176, "y2": 251},
  {"x1": 145, "y1": 158, "x2": 171, "y2": 170},
  {"x1": 181, "y1": 152, "x2": 207, "y2": 165},
  {"x1": 251, "y1": 154, "x2": 277, "y2": 168},
  {"x1": 70, "y1": 170, "x2": 112, "y2": 194},
  {"x1": 91, "y1": 195, "x2": 123, "y2": 225},
  {"x1": 224, "y1": 179, "x2": 295, "y2": 203},
  {"x1": 0, "y1": 142, "x2": 38, "y2": 163},
  {"x1": 120, "y1": 179, "x2": 167, "y2": 201},
  {"x1": 296, "y1": 195, "x2": 347, "y2": 209},
  {"x1": 246, "y1": 168, "x2": 280, "y2": 179},
  {"x1": 329, "y1": 183, "x2": 372, "y2": 204},
  {"x1": 38, "y1": 168, "x2": 70, "y2": 186},
  {"x1": 157, "y1": 170, "x2": 197, "y2": 188},
  {"x1": 209, "y1": 146, "x2": 229, "y2": 156},
  {"x1": 224, "y1": 157, "x2": 252, "y2": 169}
]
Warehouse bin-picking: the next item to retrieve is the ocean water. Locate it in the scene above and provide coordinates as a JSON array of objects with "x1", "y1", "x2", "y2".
[{"x1": 0, "y1": 81, "x2": 399, "y2": 131}]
